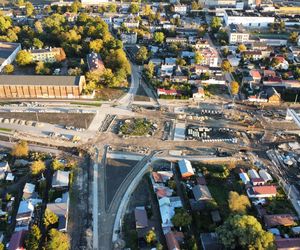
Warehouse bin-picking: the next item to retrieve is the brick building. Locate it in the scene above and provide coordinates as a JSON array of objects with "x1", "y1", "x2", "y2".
[{"x1": 0, "y1": 75, "x2": 85, "y2": 99}]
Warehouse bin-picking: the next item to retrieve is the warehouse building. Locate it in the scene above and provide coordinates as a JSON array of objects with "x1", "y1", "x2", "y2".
[{"x1": 0, "y1": 75, "x2": 85, "y2": 99}]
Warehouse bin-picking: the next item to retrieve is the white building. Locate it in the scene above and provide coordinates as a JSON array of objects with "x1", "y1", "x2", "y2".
[
  {"x1": 0, "y1": 42, "x2": 21, "y2": 72},
  {"x1": 259, "y1": 170, "x2": 273, "y2": 182},
  {"x1": 239, "y1": 172, "x2": 250, "y2": 184},
  {"x1": 228, "y1": 24, "x2": 250, "y2": 44},
  {"x1": 173, "y1": 4, "x2": 187, "y2": 15},
  {"x1": 121, "y1": 32, "x2": 137, "y2": 44},
  {"x1": 81, "y1": 0, "x2": 109, "y2": 5},
  {"x1": 199, "y1": 0, "x2": 236, "y2": 7},
  {"x1": 224, "y1": 10, "x2": 275, "y2": 28},
  {"x1": 178, "y1": 159, "x2": 195, "y2": 178},
  {"x1": 248, "y1": 169, "x2": 260, "y2": 179}
]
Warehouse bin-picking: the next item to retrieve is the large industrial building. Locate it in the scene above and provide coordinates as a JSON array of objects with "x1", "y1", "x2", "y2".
[
  {"x1": 0, "y1": 42, "x2": 21, "y2": 72},
  {"x1": 0, "y1": 75, "x2": 86, "y2": 99}
]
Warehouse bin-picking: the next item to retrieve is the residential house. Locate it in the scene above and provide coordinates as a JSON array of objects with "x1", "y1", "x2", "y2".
[
  {"x1": 211, "y1": 210, "x2": 221, "y2": 223},
  {"x1": 155, "y1": 186, "x2": 173, "y2": 198},
  {"x1": 152, "y1": 171, "x2": 173, "y2": 183},
  {"x1": 228, "y1": 24, "x2": 250, "y2": 44},
  {"x1": 166, "y1": 37, "x2": 188, "y2": 44},
  {"x1": 173, "y1": 4, "x2": 187, "y2": 15},
  {"x1": 46, "y1": 192, "x2": 69, "y2": 232},
  {"x1": 251, "y1": 178, "x2": 265, "y2": 186},
  {"x1": 22, "y1": 183, "x2": 36, "y2": 200},
  {"x1": 247, "y1": 185, "x2": 277, "y2": 198},
  {"x1": 243, "y1": 50, "x2": 263, "y2": 60},
  {"x1": 264, "y1": 214, "x2": 296, "y2": 228},
  {"x1": 178, "y1": 159, "x2": 194, "y2": 178},
  {"x1": 134, "y1": 206, "x2": 148, "y2": 229},
  {"x1": 248, "y1": 169, "x2": 260, "y2": 179},
  {"x1": 87, "y1": 52, "x2": 105, "y2": 72},
  {"x1": 200, "y1": 233, "x2": 223, "y2": 250},
  {"x1": 249, "y1": 69, "x2": 261, "y2": 83},
  {"x1": 197, "y1": 47, "x2": 218, "y2": 67},
  {"x1": 191, "y1": 65, "x2": 210, "y2": 75},
  {"x1": 121, "y1": 32, "x2": 137, "y2": 44},
  {"x1": 273, "y1": 56, "x2": 289, "y2": 70},
  {"x1": 157, "y1": 88, "x2": 177, "y2": 97},
  {"x1": 160, "y1": 64, "x2": 175, "y2": 77},
  {"x1": 193, "y1": 86, "x2": 205, "y2": 101},
  {"x1": 165, "y1": 231, "x2": 181, "y2": 250},
  {"x1": 259, "y1": 170, "x2": 273, "y2": 182},
  {"x1": 0, "y1": 161, "x2": 10, "y2": 180},
  {"x1": 192, "y1": 185, "x2": 212, "y2": 201},
  {"x1": 123, "y1": 20, "x2": 139, "y2": 28},
  {"x1": 8, "y1": 230, "x2": 27, "y2": 250},
  {"x1": 52, "y1": 170, "x2": 70, "y2": 189},
  {"x1": 251, "y1": 42, "x2": 268, "y2": 51},
  {"x1": 239, "y1": 171, "x2": 250, "y2": 185},
  {"x1": 275, "y1": 238, "x2": 300, "y2": 250},
  {"x1": 29, "y1": 47, "x2": 66, "y2": 63},
  {"x1": 159, "y1": 196, "x2": 182, "y2": 229},
  {"x1": 194, "y1": 39, "x2": 210, "y2": 50}
]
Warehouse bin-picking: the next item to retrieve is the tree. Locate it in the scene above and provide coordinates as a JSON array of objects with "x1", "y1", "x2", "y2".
[
  {"x1": 176, "y1": 58, "x2": 186, "y2": 66},
  {"x1": 171, "y1": 208, "x2": 192, "y2": 228},
  {"x1": 12, "y1": 140, "x2": 29, "y2": 158},
  {"x1": 216, "y1": 215, "x2": 274, "y2": 249},
  {"x1": 153, "y1": 32, "x2": 164, "y2": 44},
  {"x1": 89, "y1": 39, "x2": 103, "y2": 53},
  {"x1": 237, "y1": 44, "x2": 247, "y2": 53},
  {"x1": 289, "y1": 32, "x2": 299, "y2": 43},
  {"x1": 70, "y1": 0, "x2": 81, "y2": 13},
  {"x1": 129, "y1": 3, "x2": 140, "y2": 14},
  {"x1": 25, "y1": 225, "x2": 41, "y2": 250},
  {"x1": 195, "y1": 51, "x2": 204, "y2": 64},
  {"x1": 35, "y1": 61, "x2": 51, "y2": 75},
  {"x1": 0, "y1": 15, "x2": 12, "y2": 32},
  {"x1": 31, "y1": 160, "x2": 46, "y2": 175},
  {"x1": 210, "y1": 17, "x2": 222, "y2": 32},
  {"x1": 222, "y1": 47, "x2": 229, "y2": 56},
  {"x1": 16, "y1": 50, "x2": 32, "y2": 66},
  {"x1": 228, "y1": 191, "x2": 250, "y2": 214},
  {"x1": 221, "y1": 60, "x2": 233, "y2": 73},
  {"x1": 33, "y1": 38, "x2": 43, "y2": 49},
  {"x1": 51, "y1": 159, "x2": 64, "y2": 170},
  {"x1": 145, "y1": 229, "x2": 156, "y2": 245},
  {"x1": 34, "y1": 21, "x2": 43, "y2": 33},
  {"x1": 136, "y1": 46, "x2": 148, "y2": 64},
  {"x1": 142, "y1": 4, "x2": 152, "y2": 16},
  {"x1": 143, "y1": 62, "x2": 154, "y2": 80},
  {"x1": 107, "y1": 3, "x2": 117, "y2": 13},
  {"x1": 230, "y1": 81, "x2": 239, "y2": 95},
  {"x1": 44, "y1": 209, "x2": 58, "y2": 228},
  {"x1": 25, "y1": 1, "x2": 34, "y2": 17},
  {"x1": 191, "y1": 1, "x2": 201, "y2": 10},
  {"x1": 3, "y1": 64, "x2": 14, "y2": 74},
  {"x1": 156, "y1": 243, "x2": 163, "y2": 250},
  {"x1": 46, "y1": 229, "x2": 70, "y2": 250}
]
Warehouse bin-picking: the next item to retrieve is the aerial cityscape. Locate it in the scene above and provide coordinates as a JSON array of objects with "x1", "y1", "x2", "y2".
[{"x1": 0, "y1": 0, "x2": 299, "y2": 249}]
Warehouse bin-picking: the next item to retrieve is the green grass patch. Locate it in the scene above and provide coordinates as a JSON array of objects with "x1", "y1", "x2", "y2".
[
  {"x1": 0, "y1": 128, "x2": 12, "y2": 133},
  {"x1": 120, "y1": 118, "x2": 153, "y2": 136},
  {"x1": 70, "y1": 102, "x2": 101, "y2": 107}
]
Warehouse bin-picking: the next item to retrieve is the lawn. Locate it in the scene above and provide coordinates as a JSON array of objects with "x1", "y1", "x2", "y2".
[
  {"x1": 70, "y1": 102, "x2": 101, "y2": 107},
  {"x1": 119, "y1": 118, "x2": 153, "y2": 136},
  {"x1": 0, "y1": 128, "x2": 12, "y2": 133}
]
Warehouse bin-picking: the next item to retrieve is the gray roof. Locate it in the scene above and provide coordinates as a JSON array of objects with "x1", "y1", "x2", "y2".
[
  {"x1": 0, "y1": 75, "x2": 82, "y2": 86},
  {"x1": 0, "y1": 42, "x2": 20, "y2": 65},
  {"x1": 192, "y1": 185, "x2": 212, "y2": 201}
]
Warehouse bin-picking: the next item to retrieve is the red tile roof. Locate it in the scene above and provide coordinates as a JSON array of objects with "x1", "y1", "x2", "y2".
[
  {"x1": 252, "y1": 185, "x2": 276, "y2": 195},
  {"x1": 165, "y1": 232, "x2": 180, "y2": 250},
  {"x1": 264, "y1": 214, "x2": 296, "y2": 228}
]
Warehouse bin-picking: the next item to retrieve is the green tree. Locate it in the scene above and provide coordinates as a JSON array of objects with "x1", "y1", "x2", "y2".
[
  {"x1": 25, "y1": 1, "x2": 34, "y2": 17},
  {"x1": 153, "y1": 32, "x2": 164, "y2": 44},
  {"x1": 70, "y1": 0, "x2": 81, "y2": 13},
  {"x1": 25, "y1": 224, "x2": 41, "y2": 250},
  {"x1": 195, "y1": 51, "x2": 204, "y2": 64},
  {"x1": 0, "y1": 15, "x2": 12, "y2": 32},
  {"x1": 107, "y1": 3, "x2": 117, "y2": 13},
  {"x1": 171, "y1": 208, "x2": 192, "y2": 228},
  {"x1": 289, "y1": 32, "x2": 299, "y2": 43},
  {"x1": 16, "y1": 50, "x2": 32, "y2": 66},
  {"x1": 129, "y1": 3, "x2": 140, "y2": 14},
  {"x1": 142, "y1": 4, "x2": 152, "y2": 16},
  {"x1": 222, "y1": 47, "x2": 229, "y2": 56},
  {"x1": 228, "y1": 191, "x2": 250, "y2": 214},
  {"x1": 33, "y1": 38, "x2": 43, "y2": 49},
  {"x1": 3, "y1": 64, "x2": 14, "y2": 74},
  {"x1": 136, "y1": 46, "x2": 148, "y2": 64},
  {"x1": 221, "y1": 60, "x2": 233, "y2": 73},
  {"x1": 210, "y1": 17, "x2": 222, "y2": 32},
  {"x1": 34, "y1": 21, "x2": 43, "y2": 33},
  {"x1": 230, "y1": 81, "x2": 239, "y2": 95},
  {"x1": 145, "y1": 229, "x2": 156, "y2": 245},
  {"x1": 191, "y1": 1, "x2": 201, "y2": 10},
  {"x1": 176, "y1": 58, "x2": 186, "y2": 66},
  {"x1": 51, "y1": 159, "x2": 64, "y2": 171},
  {"x1": 89, "y1": 39, "x2": 103, "y2": 53},
  {"x1": 12, "y1": 140, "x2": 29, "y2": 158},
  {"x1": 217, "y1": 214, "x2": 274, "y2": 249},
  {"x1": 35, "y1": 61, "x2": 51, "y2": 75},
  {"x1": 31, "y1": 160, "x2": 46, "y2": 175},
  {"x1": 44, "y1": 209, "x2": 58, "y2": 228},
  {"x1": 46, "y1": 229, "x2": 70, "y2": 250},
  {"x1": 156, "y1": 242, "x2": 163, "y2": 250}
]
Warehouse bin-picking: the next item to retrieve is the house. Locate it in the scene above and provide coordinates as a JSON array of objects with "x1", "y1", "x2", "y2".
[
  {"x1": 228, "y1": 24, "x2": 250, "y2": 44},
  {"x1": 249, "y1": 70, "x2": 261, "y2": 83},
  {"x1": 264, "y1": 214, "x2": 296, "y2": 228},
  {"x1": 0, "y1": 161, "x2": 10, "y2": 180},
  {"x1": 29, "y1": 47, "x2": 66, "y2": 63},
  {"x1": 166, "y1": 37, "x2": 187, "y2": 43},
  {"x1": 243, "y1": 50, "x2": 263, "y2": 60},
  {"x1": 197, "y1": 47, "x2": 218, "y2": 67},
  {"x1": 52, "y1": 170, "x2": 70, "y2": 188},
  {"x1": 251, "y1": 178, "x2": 265, "y2": 186},
  {"x1": 134, "y1": 206, "x2": 148, "y2": 229},
  {"x1": 193, "y1": 86, "x2": 205, "y2": 101},
  {"x1": 239, "y1": 172, "x2": 250, "y2": 185},
  {"x1": 8, "y1": 230, "x2": 27, "y2": 250},
  {"x1": 248, "y1": 169, "x2": 260, "y2": 179},
  {"x1": 157, "y1": 88, "x2": 177, "y2": 97},
  {"x1": 86, "y1": 52, "x2": 105, "y2": 72},
  {"x1": 200, "y1": 233, "x2": 223, "y2": 250},
  {"x1": 259, "y1": 170, "x2": 273, "y2": 182},
  {"x1": 121, "y1": 32, "x2": 137, "y2": 44},
  {"x1": 0, "y1": 42, "x2": 21, "y2": 72},
  {"x1": 160, "y1": 64, "x2": 175, "y2": 77},
  {"x1": 155, "y1": 186, "x2": 173, "y2": 198},
  {"x1": 273, "y1": 56, "x2": 289, "y2": 70},
  {"x1": 178, "y1": 159, "x2": 194, "y2": 178},
  {"x1": 211, "y1": 210, "x2": 221, "y2": 223},
  {"x1": 22, "y1": 183, "x2": 36, "y2": 200},
  {"x1": 275, "y1": 238, "x2": 300, "y2": 250},
  {"x1": 152, "y1": 171, "x2": 173, "y2": 183},
  {"x1": 46, "y1": 192, "x2": 69, "y2": 232},
  {"x1": 247, "y1": 185, "x2": 277, "y2": 198},
  {"x1": 159, "y1": 196, "x2": 182, "y2": 229},
  {"x1": 191, "y1": 65, "x2": 210, "y2": 75},
  {"x1": 173, "y1": 4, "x2": 187, "y2": 15},
  {"x1": 192, "y1": 185, "x2": 212, "y2": 201},
  {"x1": 194, "y1": 39, "x2": 210, "y2": 50},
  {"x1": 165, "y1": 231, "x2": 180, "y2": 250}
]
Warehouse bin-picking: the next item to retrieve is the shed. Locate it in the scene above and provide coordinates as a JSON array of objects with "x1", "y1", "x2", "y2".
[
  {"x1": 134, "y1": 207, "x2": 148, "y2": 229},
  {"x1": 259, "y1": 170, "x2": 273, "y2": 182},
  {"x1": 248, "y1": 169, "x2": 260, "y2": 179},
  {"x1": 192, "y1": 185, "x2": 212, "y2": 201},
  {"x1": 178, "y1": 159, "x2": 194, "y2": 178}
]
